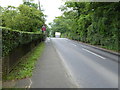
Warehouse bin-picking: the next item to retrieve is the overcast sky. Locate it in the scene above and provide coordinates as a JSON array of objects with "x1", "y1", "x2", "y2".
[{"x1": 0, "y1": 0, "x2": 64, "y2": 25}]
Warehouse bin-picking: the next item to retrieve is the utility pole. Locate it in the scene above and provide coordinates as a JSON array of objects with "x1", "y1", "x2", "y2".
[{"x1": 38, "y1": 0, "x2": 41, "y2": 11}]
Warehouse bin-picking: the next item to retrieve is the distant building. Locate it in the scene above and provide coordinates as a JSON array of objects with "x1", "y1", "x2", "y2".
[{"x1": 55, "y1": 32, "x2": 61, "y2": 38}]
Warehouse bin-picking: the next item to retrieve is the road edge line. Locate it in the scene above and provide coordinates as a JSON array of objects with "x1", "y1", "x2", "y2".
[{"x1": 50, "y1": 38, "x2": 80, "y2": 88}]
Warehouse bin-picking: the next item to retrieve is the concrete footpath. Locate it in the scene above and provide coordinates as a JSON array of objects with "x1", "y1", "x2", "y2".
[{"x1": 15, "y1": 38, "x2": 77, "y2": 88}]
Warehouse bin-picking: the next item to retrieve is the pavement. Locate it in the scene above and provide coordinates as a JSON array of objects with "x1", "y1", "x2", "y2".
[{"x1": 15, "y1": 38, "x2": 78, "y2": 88}]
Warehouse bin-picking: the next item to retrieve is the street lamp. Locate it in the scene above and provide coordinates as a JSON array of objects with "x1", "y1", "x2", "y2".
[{"x1": 38, "y1": 0, "x2": 41, "y2": 11}]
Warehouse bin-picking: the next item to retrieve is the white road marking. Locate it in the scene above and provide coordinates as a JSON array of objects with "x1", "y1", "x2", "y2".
[
  {"x1": 81, "y1": 45, "x2": 88, "y2": 48},
  {"x1": 65, "y1": 38, "x2": 71, "y2": 41},
  {"x1": 53, "y1": 41, "x2": 80, "y2": 88},
  {"x1": 56, "y1": 48, "x2": 81, "y2": 88},
  {"x1": 82, "y1": 48, "x2": 106, "y2": 59},
  {"x1": 25, "y1": 86, "x2": 28, "y2": 88},
  {"x1": 65, "y1": 39, "x2": 76, "y2": 46},
  {"x1": 28, "y1": 78, "x2": 32, "y2": 88},
  {"x1": 72, "y1": 44, "x2": 77, "y2": 46},
  {"x1": 81, "y1": 45, "x2": 84, "y2": 47}
]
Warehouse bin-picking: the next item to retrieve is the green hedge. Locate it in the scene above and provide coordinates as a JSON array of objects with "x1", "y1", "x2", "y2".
[{"x1": 2, "y1": 27, "x2": 45, "y2": 57}]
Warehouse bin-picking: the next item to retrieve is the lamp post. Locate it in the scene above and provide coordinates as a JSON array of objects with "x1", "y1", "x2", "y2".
[{"x1": 38, "y1": 0, "x2": 41, "y2": 11}]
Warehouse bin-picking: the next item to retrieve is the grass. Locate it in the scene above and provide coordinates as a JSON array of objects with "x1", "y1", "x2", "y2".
[{"x1": 3, "y1": 42, "x2": 45, "y2": 81}]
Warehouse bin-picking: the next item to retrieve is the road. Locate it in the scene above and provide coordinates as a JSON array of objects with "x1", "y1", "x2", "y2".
[{"x1": 51, "y1": 38, "x2": 119, "y2": 88}]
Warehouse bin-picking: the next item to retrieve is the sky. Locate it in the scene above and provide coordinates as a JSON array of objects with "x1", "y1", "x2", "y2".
[{"x1": 0, "y1": 0, "x2": 65, "y2": 25}]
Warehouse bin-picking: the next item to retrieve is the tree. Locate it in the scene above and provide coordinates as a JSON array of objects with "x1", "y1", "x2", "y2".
[
  {"x1": 23, "y1": 2, "x2": 38, "y2": 9},
  {"x1": 1, "y1": 4, "x2": 45, "y2": 32},
  {"x1": 50, "y1": 2, "x2": 120, "y2": 51}
]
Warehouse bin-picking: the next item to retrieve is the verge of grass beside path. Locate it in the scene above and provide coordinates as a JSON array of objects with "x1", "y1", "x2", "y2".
[{"x1": 3, "y1": 42, "x2": 45, "y2": 81}]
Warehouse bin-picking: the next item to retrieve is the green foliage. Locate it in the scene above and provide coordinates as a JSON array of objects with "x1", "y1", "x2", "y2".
[
  {"x1": 2, "y1": 27, "x2": 45, "y2": 57},
  {"x1": 23, "y1": 2, "x2": 38, "y2": 9},
  {"x1": 50, "y1": 2, "x2": 120, "y2": 52},
  {"x1": 1, "y1": 3, "x2": 45, "y2": 32},
  {"x1": 3, "y1": 42, "x2": 45, "y2": 81}
]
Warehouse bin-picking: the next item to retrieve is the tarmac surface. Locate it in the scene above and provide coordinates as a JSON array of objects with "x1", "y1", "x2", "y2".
[{"x1": 51, "y1": 38, "x2": 118, "y2": 88}]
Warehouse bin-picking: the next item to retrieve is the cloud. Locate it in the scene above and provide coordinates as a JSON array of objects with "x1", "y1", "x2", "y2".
[
  {"x1": 39, "y1": 0, "x2": 64, "y2": 24},
  {"x1": 0, "y1": 0, "x2": 23, "y2": 7}
]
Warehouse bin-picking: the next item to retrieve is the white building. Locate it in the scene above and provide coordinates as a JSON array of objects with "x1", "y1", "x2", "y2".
[{"x1": 55, "y1": 32, "x2": 61, "y2": 38}]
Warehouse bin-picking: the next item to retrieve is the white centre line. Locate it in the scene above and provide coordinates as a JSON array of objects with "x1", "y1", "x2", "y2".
[
  {"x1": 72, "y1": 44, "x2": 77, "y2": 46},
  {"x1": 82, "y1": 48, "x2": 106, "y2": 59}
]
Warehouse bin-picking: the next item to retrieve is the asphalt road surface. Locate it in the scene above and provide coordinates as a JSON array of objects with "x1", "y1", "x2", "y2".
[{"x1": 51, "y1": 38, "x2": 119, "y2": 88}]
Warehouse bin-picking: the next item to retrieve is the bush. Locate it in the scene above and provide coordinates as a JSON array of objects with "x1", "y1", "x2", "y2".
[
  {"x1": 2, "y1": 27, "x2": 45, "y2": 57},
  {"x1": 1, "y1": 4, "x2": 45, "y2": 32}
]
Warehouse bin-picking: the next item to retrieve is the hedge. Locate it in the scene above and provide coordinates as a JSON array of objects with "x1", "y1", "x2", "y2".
[{"x1": 1, "y1": 27, "x2": 45, "y2": 57}]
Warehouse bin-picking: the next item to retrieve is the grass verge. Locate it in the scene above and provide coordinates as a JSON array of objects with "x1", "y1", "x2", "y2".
[{"x1": 3, "y1": 42, "x2": 45, "y2": 81}]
